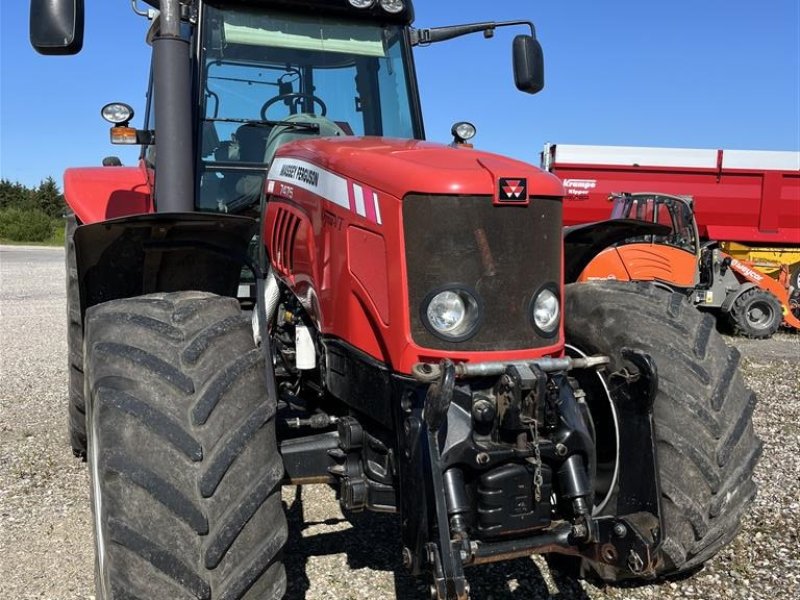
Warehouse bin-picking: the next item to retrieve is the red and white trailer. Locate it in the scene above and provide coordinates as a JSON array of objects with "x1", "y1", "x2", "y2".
[{"x1": 543, "y1": 143, "x2": 800, "y2": 290}]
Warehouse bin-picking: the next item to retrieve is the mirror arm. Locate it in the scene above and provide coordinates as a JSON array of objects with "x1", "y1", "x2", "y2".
[{"x1": 411, "y1": 20, "x2": 536, "y2": 47}]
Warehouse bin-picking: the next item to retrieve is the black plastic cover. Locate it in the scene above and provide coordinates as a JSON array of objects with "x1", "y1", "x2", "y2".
[
  {"x1": 73, "y1": 213, "x2": 258, "y2": 315},
  {"x1": 477, "y1": 462, "x2": 552, "y2": 538},
  {"x1": 30, "y1": 0, "x2": 84, "y2": 55}
]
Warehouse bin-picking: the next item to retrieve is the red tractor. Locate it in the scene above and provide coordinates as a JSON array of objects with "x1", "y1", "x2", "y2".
[{"x1": 32, "y1": 1, "x2": 761, "y2": 599}]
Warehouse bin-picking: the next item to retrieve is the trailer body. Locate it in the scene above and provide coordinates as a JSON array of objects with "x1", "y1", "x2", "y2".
[{"x1": 544, "y1": 143, "x2": 799, "y2": 242}]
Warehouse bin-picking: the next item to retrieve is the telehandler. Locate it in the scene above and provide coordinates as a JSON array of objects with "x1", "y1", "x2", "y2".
[
  {"x1": 31, "y1": 1, "x2": 761, "y2": 598},
  {"x1": 578, "y1": 192, "x2": 800, "y2": 338}
]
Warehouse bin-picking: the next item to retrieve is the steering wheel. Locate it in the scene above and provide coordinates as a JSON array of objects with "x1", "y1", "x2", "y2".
[{"x1": 261, "y1": 93, "x2": 327, "y2": 120}]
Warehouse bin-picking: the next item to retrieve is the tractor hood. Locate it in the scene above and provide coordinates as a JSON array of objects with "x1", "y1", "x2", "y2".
[{"x1": 273, "y1": 137, "x2": 564, "y2": 200}]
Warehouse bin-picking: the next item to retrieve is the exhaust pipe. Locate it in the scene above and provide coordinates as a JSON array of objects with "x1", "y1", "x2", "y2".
[{"x1": 153, "y1": 0, "x2": 194, "y2": 212}]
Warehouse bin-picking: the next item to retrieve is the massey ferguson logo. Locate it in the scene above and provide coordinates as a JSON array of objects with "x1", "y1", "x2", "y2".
[{"x1": 498, "y1": 178, "x2": 528, "y2": 201}]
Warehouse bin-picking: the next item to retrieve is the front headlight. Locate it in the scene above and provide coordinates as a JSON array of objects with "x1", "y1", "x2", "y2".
[
  {"x1": 423, "y1": 288, "x2": 482, "y2": 341},
  {"x1": 531, "y1": 286, "x2": 560, "y2": 336}
]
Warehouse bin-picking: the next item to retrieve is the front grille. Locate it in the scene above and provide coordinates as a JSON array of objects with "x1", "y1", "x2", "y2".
[{"x1": 403, "y1": 194, "x2": 562, "y2": 351}]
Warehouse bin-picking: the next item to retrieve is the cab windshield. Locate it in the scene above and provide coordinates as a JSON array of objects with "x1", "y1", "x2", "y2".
[{"x1": 198, "y1": 4, "x2": 418, "y2": 212}]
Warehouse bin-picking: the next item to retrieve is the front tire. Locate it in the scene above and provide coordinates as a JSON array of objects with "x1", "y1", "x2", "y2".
[
  {"x1": 727, "y1": 288, "x2": 782, "y2": 339},
  {"x1": 85, "y1": 292, "x2": 287, "y2": 599},
  {"x1": 564, "y1": 281, "x2": 762, "y2": 579},
  {"x1": 66, "y1": 212, "x2": 87, "y2": 458}
]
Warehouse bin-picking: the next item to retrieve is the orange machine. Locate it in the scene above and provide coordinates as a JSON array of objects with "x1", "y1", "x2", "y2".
[{"x1": 580, "y1": 193, "x2": 800, "y2": 338}]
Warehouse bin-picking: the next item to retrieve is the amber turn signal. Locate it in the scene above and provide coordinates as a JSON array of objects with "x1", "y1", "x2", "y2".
[{"x1": 110, "y1": 126, "x2": 138, "y2": 145}]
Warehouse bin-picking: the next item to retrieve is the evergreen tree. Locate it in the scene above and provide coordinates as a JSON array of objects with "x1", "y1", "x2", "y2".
[
  {"x1": 35, "y1": 177, "x2": 66, "y2": 219},
  {"x1": 0, "y1": 177, "x2": 65, "y2": 216}
]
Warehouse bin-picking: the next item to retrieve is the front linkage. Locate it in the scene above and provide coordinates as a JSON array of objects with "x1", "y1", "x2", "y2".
[{"x1": 401, "y1": 351, "x2": 662, "y2": 599}]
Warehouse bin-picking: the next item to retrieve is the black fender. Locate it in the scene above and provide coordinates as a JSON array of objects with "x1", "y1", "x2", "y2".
[
  {"x1": 719, "y1": 282, "x2": 758, "y2": 313},
  {"x1": 73, "y1": 212, "x2": 258, "y2": 317},
  {"x1": 562, "y1": 219, "x2": 671, "y2": 283}
]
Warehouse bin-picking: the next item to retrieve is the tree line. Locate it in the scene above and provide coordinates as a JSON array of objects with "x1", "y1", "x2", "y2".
[{"x1": 0, "y1": 178, "x2": 66, "y2": 243}]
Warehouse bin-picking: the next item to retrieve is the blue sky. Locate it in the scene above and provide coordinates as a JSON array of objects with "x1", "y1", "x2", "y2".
[{"x1": 1, "y1": 1, "x2": 799, "y2": 188}]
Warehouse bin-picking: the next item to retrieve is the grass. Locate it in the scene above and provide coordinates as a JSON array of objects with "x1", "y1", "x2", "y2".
[{"x1": 0, "y1": 219, "x2": 65, "y2": 247}]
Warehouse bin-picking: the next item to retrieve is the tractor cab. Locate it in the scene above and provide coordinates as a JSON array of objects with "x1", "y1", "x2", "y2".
[
  {"x1": 32, "y1": 0, "x2": 544, "y2": 218},
  {"x1": 610, "y1": 192, "x2": 700, "y2": 256},
  {"x1": 580, "y1": 192, "x2": 702, "y2": 287},
  {"x1": 196, "y1": 5, "x2": 421, "y2": 213}
]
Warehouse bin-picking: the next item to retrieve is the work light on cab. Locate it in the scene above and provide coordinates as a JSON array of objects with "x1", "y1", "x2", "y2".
[
  {"x1": 380, "y1": 0, "x2": 405, "y2": 13},
  {"x1": 100, "y1": 102, "x2": 134, "y2": 125},
  {"x1": 101, "y1": 102, "x2": 138, "y2": 145},
  {"x1": 451, "y1": 121, "x2": 476, "y2": 145}
]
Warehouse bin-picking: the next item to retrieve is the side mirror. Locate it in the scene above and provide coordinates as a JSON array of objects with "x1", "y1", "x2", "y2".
[
  {"x1": 30, "y1": 0, "x2": 84, "y2": 55},
  {"x1": 513, "y1": 35, "x2": 544, "y2": 94}
]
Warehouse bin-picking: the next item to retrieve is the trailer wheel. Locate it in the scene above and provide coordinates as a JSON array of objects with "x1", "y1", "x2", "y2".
[
  {"x1": 727, "y1": 288, "x2": 782, "y2": 339},
  {"x1": 562, "y1": 281, "x2": 761, "y2": 580},
  {"x1": 85, "y1": 292, "x2": 287, "y2": 599},
  {"x1": 65, "y1": 212, "x2": 86, "y2": 458}
]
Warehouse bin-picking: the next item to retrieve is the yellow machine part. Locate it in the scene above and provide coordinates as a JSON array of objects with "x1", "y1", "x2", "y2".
[{"x1": 720, "y1": 242, "x2": 800, "y2": 280}]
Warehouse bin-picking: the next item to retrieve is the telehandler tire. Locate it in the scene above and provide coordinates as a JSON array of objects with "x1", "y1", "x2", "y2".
[
  {"x1": 727, "y1": 288, "x2": 782, "y2": 339},
  {"x1": 65, "y1": 212, "x2": 86, "y2": 458},
  {"x1": 84, "y1": 292, "x2": 287, "y2": 599},
  {"x1": 563, "y1": 281, "x2": 761, "y2": 580}
]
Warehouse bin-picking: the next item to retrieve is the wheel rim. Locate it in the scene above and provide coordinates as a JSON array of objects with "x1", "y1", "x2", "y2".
[
  {"x1": 746, "y1": 300, "x2": 775, "y2": 329},
  {"x1": 566, "y1": 344, "x2": 620, "y2": 515}
]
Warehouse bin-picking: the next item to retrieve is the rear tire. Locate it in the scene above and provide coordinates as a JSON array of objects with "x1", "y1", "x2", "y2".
[
  {"x1": 85, "y1": 292, "x2": 287, "y2": 599},
  {"x1": 563, "y1": 281, "x2": 761, "y2": 579},
  {"x1": 65, "y1": 212, "x2": 86, "y2": 458},
  {"x1": 727, "y1": 288, "x2": 782, "y2": 339}
]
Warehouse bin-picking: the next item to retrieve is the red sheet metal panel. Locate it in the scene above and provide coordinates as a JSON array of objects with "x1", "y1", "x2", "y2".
[{"x1": 545, "y1": 144, "x2": 800, "y2": 245}]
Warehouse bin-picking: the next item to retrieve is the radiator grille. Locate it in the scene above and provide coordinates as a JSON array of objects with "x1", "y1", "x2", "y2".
[{"x1": 403, "y1": 195, "x2": 562, "y2": 351}]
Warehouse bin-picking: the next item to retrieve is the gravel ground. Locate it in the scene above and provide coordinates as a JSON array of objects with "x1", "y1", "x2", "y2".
[{"x1": 1, "y1": 244, "x2": 797, "y2": 600}]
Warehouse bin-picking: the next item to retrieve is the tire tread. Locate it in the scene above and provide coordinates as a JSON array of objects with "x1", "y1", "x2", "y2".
[
  {"x1": 85, "y1": 292, "x2": 286, "y2": 599},
  {"x1": 564, "y1": 281, "x2": 761, "y2": 578}
]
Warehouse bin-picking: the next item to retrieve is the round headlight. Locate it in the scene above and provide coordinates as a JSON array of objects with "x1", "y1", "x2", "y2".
[
  {"x1": 451, "y1": 121, "x2": 477, "y2": 143},
  {"x1": 423, "y1": 288, "x2": 482, "y2": 340},
  {"x1": 348, "y1": 0, "x2": 375, "y2": 8},
  {"x1": 380, "y1": 0, "x2": 405, "y2": 13},
  {"x1": 531, "y1": 287, "x2": 560, "y2": 336},
  {"x1": 101, "y1": 102, "x2": 134, "y2": 125}
]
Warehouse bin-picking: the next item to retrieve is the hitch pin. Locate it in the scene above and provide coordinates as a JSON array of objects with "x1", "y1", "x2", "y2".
[{"x1": 412, "y1": 355, "x2": 610, "y2": 383}]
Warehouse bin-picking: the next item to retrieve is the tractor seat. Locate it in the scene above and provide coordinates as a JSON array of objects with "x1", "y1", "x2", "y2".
[{"x1": 235, "y1": 123, "x2": 271, "y2": 164}]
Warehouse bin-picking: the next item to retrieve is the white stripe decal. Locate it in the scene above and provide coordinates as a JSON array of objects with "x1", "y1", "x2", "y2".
[
  {"x1": 353, "y1": 184, "x2": 366, "y2": 217},
  {"x1": 373, "y1": 192, "x2": 382, "y2": 225},
  {"x1": 267, "y1": 156, "x2": 384, "y2": 226},
  {"x1": 268, "y1": 157, "x2": 349, "y2": 209}
]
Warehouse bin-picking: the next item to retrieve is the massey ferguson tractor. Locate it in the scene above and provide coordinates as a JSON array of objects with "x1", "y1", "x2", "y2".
[{"x1": 31, "y1": 1, "x2": 761, "y2": 598}]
